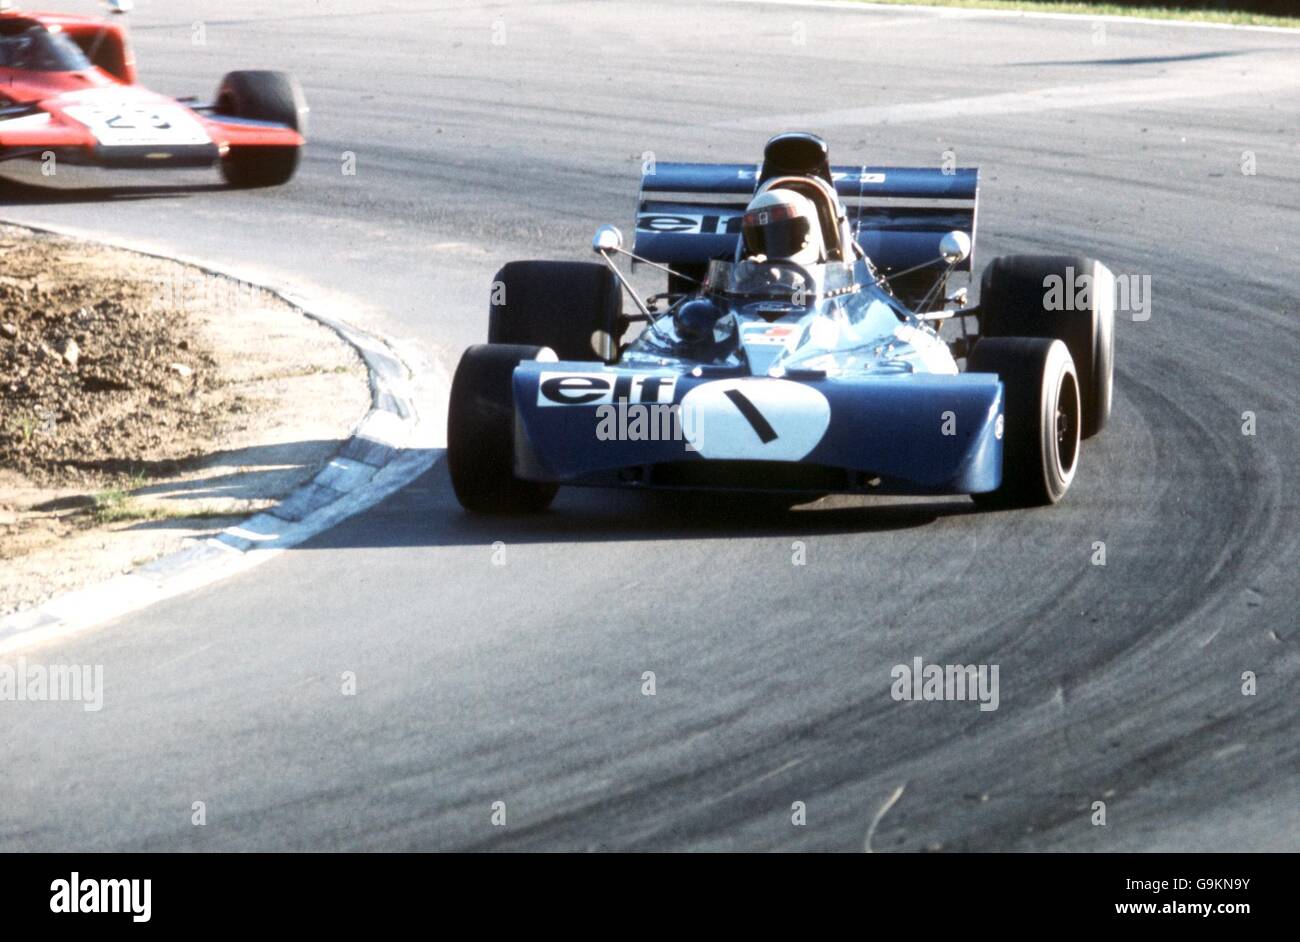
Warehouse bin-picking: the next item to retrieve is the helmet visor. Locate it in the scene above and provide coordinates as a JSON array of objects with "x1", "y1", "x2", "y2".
[{"x1": 742, "y1": 203, "x2": 813, "y2": 260}]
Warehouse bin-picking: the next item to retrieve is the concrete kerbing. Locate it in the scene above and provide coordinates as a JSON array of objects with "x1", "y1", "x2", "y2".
[{"x1": 0, "y1": 224, "x2": 447, "y2": 656}]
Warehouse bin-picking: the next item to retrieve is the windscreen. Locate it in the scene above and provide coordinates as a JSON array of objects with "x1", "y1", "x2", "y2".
[
  {"x1": 703, "y1": 259, "x2": 859, "y2": 303},
  {"x1": 771, "y1": 293, "x2": 911, "y2": 373},
  {"x1": 0, "y1": 26, "x2": 93, "y2": 73}
]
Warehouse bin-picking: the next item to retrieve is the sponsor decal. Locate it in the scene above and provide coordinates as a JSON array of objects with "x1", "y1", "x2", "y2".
[
  {"x1": 62, "y1": 103, "x2": 210, "y2": 147},
  {"x1": 536, "y1": 371, "x2": 676, "y2": 407},
  {"x1": 635, "y1": 212, "x2": 743, "y2": 235},
  {"x1": 740, "y1": 323, "x2": 799, "y2": 346},
  {"x1": 679, "y1": 378, "x2": 829, "y2": 460},
  {"x1": 736, "y1": 169, "x2": 887, "y2": 184}
]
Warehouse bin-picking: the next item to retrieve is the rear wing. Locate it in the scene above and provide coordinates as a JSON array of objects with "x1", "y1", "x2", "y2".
[{"x1": 633, "y1": 162, "x2": 979, "y2": 275}]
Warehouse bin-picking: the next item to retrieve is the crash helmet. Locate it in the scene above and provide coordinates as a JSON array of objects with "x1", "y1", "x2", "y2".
[{"x1": 741, "y1": 188, "x2": 824, "y2": 266}]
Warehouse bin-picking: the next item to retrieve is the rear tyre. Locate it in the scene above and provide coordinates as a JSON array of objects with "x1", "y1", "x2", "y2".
[
  {"x1": 216, "y1": 70, "x2": 308, "y2": 188},
  {"x1": 447, "y1": 344, "x2": 558, "y2": 514},
  {"x1": 969, "y1": 337, "x2": 1080, "y2": 508},
  {"x1": 489, "y1": 261, "x2": 623, "y2": 362},
  {"x1": 979, "y1": 254, "x2": 1114, "y2": 439}
]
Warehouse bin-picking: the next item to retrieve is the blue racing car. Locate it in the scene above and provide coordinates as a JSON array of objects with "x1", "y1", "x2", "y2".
[{"x1": 448, "y1": 132, "x2": 1114, "y2": 513}]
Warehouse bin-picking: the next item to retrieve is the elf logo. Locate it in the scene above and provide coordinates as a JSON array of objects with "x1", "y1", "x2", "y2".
[
  {"x1": 635, "y1": 213, "x2": 743, "y2": 235},
  {"x1": 537, "y1": 372, "x2": 677, "y2": 407}
]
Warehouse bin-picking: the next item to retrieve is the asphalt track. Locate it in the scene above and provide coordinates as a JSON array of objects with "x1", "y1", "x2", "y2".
[{"x1": 2, "y1": 0, "x2": 1298, "y2": 851}]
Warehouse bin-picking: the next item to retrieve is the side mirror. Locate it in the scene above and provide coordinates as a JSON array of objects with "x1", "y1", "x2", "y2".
[
  {"x1": 107, "y1": 0, "x2": 134, "y2": 13},
  {"x1": 592, "y1": 224, "x2": 623, "y2": 254},
  {"x1": 939, "y1": 230, "x2": 971, "y2": 265}
]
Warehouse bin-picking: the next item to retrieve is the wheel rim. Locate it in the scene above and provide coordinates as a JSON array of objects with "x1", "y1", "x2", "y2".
[{"x1": 1054, "y1": 371, "x2": 1080, "y2": 478}]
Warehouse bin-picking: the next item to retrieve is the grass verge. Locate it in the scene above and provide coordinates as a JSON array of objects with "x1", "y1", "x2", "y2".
[
  {"x1": 845, "y1": 1, "x2": 1300, "y2": 28},
  {"x1": 87, "y1": 489, "x2": 232, "y2": 527}
]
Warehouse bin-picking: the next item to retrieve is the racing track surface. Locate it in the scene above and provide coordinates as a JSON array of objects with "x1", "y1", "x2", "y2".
[{"x1": 2, "y1": 0, "x2": 1298, "y2": 851}]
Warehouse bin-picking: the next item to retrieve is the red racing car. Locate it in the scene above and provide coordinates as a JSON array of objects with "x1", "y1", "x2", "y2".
[{"x1": 0, "y1": 1, "x2": 306, "y2": 187}]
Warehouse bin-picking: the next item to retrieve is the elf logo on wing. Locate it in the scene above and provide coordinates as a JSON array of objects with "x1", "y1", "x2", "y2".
[
  {"x1": 537, "y1": 372, "x2": 677, "y2": 407},
  {"x1": 635, "y1": 213, "x2": 743, "y2": 235}
]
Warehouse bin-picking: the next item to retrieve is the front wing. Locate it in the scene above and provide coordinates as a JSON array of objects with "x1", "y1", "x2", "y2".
[
  {"x1": 0, "y1": 105, "x2": 301, "y2": 168},
  {"x1": 511, "y1": 362, "x2": 1004, "y2": 495}
]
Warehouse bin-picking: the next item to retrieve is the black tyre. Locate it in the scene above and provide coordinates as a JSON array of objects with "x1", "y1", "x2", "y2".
[
  {"x1": 447, "y1": 344, "x2": 558, "y2": 514},
  {"x1": 216, "y1": 70, "x2": 308, "y2": 188},
  {"x1": 969, "y1": 337, "x2": 1081, "y2": 507},
  {"x1": 488, "y1": 261, "x2": 622, "y2": 362},
  {"x1": 979, "y1": 254, "x2": 1114, "y2": 439}
]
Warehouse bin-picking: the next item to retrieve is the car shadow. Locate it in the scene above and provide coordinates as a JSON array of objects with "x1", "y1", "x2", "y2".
[
  {"x1": 298, "y1": 456, "x2": 982, "y2": 550},
  {"x1": 1012, "y1": 50, "x2": 1250, "y2": 68},
  {"x1": 27, "y1": 438, "x2": 349, "y2": 521},
  {"x1": 0, "y1": 175, "x2": 228, "y2": 204},
  {"x1": 43, "y1": 439, "x2": 985, "y2": 546}
]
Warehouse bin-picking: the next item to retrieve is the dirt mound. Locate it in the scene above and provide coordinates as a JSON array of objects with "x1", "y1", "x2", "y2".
[
  {"x1": 0, "y1": 234, "x2": 225, "y2": 484},
  {"x1": 0, "y1": 226, "x2": 368, "y2": 614}
]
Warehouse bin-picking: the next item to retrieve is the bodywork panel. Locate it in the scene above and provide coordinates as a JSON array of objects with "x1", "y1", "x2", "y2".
[
  {"x1": 508, "y1": 252, "x2": 1004, "y2": 496},
  {"x1": 511, "y1": 361, "x2": 1004, "y2": 495}
]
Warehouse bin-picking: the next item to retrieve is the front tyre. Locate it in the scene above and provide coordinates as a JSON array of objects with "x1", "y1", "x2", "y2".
[
  {"x1": 447, "y1": 344, "x2": 558, "y2": 514},
  {"x1": 970, "y1": 337, "x2": 1081, "y2": 508},
  {"x1": 216, "y1": 70, "x2": 308, "y2": 188}
]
